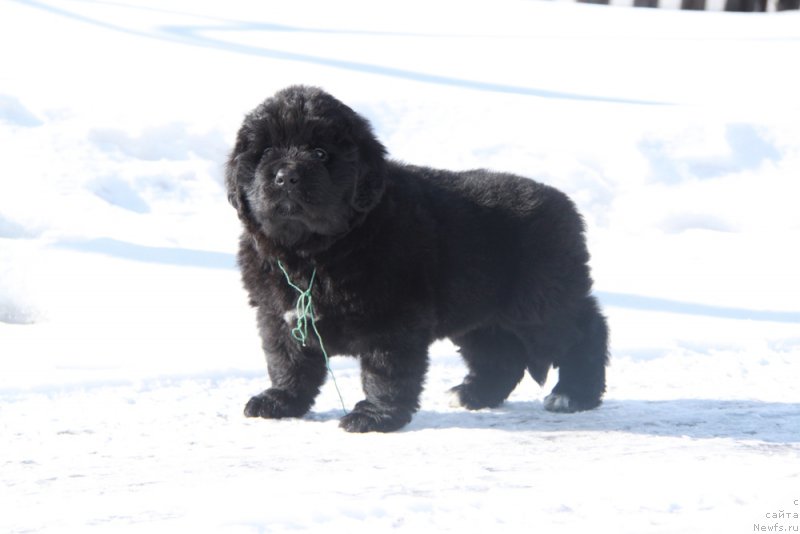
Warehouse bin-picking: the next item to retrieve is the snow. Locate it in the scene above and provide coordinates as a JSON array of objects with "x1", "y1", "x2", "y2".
[{"x1": 1, "y1": 0, "x2": 799, "y2": 532}]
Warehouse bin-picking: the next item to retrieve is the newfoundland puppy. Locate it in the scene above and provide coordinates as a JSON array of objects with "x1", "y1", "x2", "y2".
[{"x1": 226, "y1": 85, "x2": 609, "y2": 432}]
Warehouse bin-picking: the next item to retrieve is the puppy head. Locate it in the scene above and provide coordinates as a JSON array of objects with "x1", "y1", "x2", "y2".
[{"x1": 226, "y1": 86, "x2": 387, "y2": 249}]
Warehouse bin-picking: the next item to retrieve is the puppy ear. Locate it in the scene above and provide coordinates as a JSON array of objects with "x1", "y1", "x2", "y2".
[
  {"x1": 353, "y1": 161, "x2": 385, "y2": 212},
  {"x1": 351, "y1": 123, "x2": 388, "y2": 213},
  {"x1": 224, "y1": 154, "x2": 242, "y2": 211},
  {"x1": 225, "y1": 127, "x2": 254, "y2": 212},
  {"x1": 227, "y1": 190, "x2": 240, "y2": 210},
  {"x1": 225, "y1": 155, "x2": 264, "y2": 241}
]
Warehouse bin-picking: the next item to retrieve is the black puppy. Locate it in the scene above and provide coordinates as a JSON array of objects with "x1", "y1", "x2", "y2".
[{"x1": 226, "y1": 86, "x2": 609, "y2": 432}]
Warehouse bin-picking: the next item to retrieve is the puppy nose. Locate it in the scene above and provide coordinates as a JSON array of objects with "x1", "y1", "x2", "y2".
[{"x1": 274, "y1": 168, "x2": 299, "y2": 187}]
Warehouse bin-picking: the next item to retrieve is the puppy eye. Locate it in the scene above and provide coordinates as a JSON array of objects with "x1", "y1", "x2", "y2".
[
  {"x1": 263, "y1": 147, "x2": 274, "y2": 157},
  {"x1": 312, "y1": 148, "x2": 328, "y2": 162}
]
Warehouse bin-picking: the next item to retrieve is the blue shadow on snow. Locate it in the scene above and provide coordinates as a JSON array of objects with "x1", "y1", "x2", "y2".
[
  {"x1": 55, "y1": 237, "x2": 236, "y2": 270},
  {"x1": 595, "y1": 291, "x2": 800, "y2": 324}
]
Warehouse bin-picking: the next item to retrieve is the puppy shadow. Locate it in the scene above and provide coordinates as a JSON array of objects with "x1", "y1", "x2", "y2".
[
  {"x1": 406, "y1": 399, "x2": 800, "y2": 445},
  {"x1": 300, "y1": 399, "x2": 799, "y2": 445}
]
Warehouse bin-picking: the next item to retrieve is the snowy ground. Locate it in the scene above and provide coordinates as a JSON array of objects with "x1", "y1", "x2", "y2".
[{"x1": 1, "y1": 0, "x2": 799, "y2": 532}]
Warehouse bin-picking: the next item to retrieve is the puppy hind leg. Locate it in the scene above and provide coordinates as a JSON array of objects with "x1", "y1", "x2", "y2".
[
  {"x1": 449, "y1": 327, "x2": 527, "y2": 410},
  {"x1": 544, "y1": 298, "x2": 609, "y2": 413}
]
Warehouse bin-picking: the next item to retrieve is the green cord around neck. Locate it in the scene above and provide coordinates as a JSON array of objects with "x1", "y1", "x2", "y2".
[{"x1": 276, "y1": 260, "x2": 347, "y2": 414}]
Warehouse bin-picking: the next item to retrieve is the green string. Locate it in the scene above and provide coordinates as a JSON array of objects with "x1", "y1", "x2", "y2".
[{"x1": 276, "y1": 260, "x2": 348, "y2": 415}]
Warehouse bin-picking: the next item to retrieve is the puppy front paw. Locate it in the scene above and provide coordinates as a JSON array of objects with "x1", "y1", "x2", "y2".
[
  {"x1": 543, "y1": 393, "x2": 573, "y2": 413},
  {"x1": 339, "y1": 400, "x2": 412, "y2": 433},
  {"x1": 244, "y1": 388, "x2": 311, "y2": 419},
  {"x1": 543, "y1": 392, "x2": 602, "y2": 413},
  {"x1": 448, "y1": 383, "x2": 502, "y2": 410}
]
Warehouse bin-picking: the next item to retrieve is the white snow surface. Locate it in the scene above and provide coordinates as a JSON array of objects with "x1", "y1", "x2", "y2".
[{"x1": 2, "y1": 1, "x2": 799, "y2": 532}]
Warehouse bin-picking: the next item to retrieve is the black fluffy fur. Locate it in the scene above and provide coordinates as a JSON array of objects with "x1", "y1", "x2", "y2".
[{"x1": 226, "y1": 86, "x2": 609, "y2": 433}]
